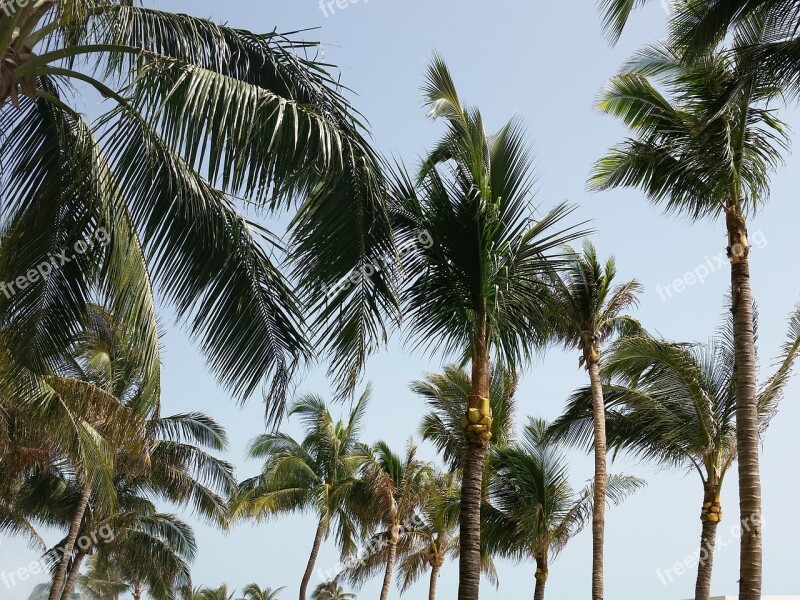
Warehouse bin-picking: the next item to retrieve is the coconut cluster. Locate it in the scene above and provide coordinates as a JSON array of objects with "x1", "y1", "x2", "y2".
[
  {"x1": 461, "y1": 396, "x2": 493, "y2": 442},
  {"x1": 701, "y1": 501, "x2": 723, "y2": 523}
]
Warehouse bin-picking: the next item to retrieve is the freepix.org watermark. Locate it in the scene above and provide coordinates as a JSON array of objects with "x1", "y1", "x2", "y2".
[
  {"x1": 655, "y1": 513, "x2": 762, "y2": 586},
  {"x1": 318, "y1": 0, "x2": 372, "y2": 18},
  {"x1": 1, "y1": 525, "x2": 115, "y2": 590},
  {"x1": 321, "y1": 230, "x2": 433, "y2": 299},
  {"x1": 0, "y1": 0, "x2": 36, "y2": 17},
  {"x1": 0, "y1": 227, "x2": 110, "y2": 300},
  {"x1": 316, "y1": 513, "x2": 425, "y2": 583},
  {"x1": 655, "y1": 230, "x2": 767, "y2": 302}
]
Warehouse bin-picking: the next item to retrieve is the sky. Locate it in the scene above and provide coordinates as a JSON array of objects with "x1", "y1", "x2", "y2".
[{"x1": 2, "y1": 1, "x2": 800, "y2": 599}]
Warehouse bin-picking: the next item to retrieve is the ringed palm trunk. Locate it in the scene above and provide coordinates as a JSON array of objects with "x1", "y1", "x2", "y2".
[
  {"x1": 534, "y1": 555, "x2": 548, "y2": 600},
  {"x1": 695, "y1": 484, "x2": 722, "y2": 600},
  {"x1": 379, "y1": 534, "x2": 398, "y2": 600},
  {"x1": 458, "y1": 324, "x2": 491, "y2": 600},
  {"x1": 48, "y1": 480, "x2": 91, "y2": 600},
  {"x1": 132, "y1": 583, "x2": 142, "y2": 600},
  {"x1": 726, "y1": 202, "x2": 761, "y2": 600},
  {"x1": 59, "y1": 550, "x2": 86, "y2": 600},
  {"x1": 299, "y1": 519, "x2": 326, "y2": 600},
  {"x1": 586, "y1": 348, "x2": 607, "y2": 600},
  {"x1": 428, "y1": 562, "x2": 441, "y2": 600}
]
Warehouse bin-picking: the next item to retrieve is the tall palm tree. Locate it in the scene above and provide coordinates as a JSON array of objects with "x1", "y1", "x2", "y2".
[
  {"x1": 551, "y1": 304, "x2": 800, "y2": 600},
  {"x1": 238, "y1": 584, "x2": 286, "y2": 600},
  {"x1": 0, "y1": 1, "x2": 397, "y2": 421},
  {"x1": 486, "y1": 418, "x2": 644, "y2": 600},
  {"x1": 544, "y1": 241, "x2": 641, "y2": 600},
  {"x1": 234, "y1": 391, "x2": 370, "y2": 600},
  {"x1": 590, "y1": 32, "x2": 789, "y2": 599},
  {"x1": 340, "y1": 440, "x2": 432, "y2": 600},
  {"x1": 395, "y1": 471, "x2": 460, "y2": 600},
  {"x1": 310, "y1": 582, "x2": 356, "y2": 600},
  {"x1": 392, "y1": 55, "x2": 586, "y2": 600}
]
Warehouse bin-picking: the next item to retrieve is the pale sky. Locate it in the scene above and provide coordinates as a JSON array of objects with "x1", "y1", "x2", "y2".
[{"x1": 2, "y1": 1, "x2": 799, "y2": 599}]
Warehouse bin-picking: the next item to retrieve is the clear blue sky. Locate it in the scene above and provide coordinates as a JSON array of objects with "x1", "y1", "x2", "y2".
[{"x1": 2, "y1": 1, "x2": 799, "y2": 599}]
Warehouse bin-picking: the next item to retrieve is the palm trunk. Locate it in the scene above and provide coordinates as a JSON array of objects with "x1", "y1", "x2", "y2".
[
  {"x1": 695, "y1": 485, "x2": 721, "y2": 600},
  {"x1": 48, "y1": 481, "x2": 91, "y2": 600},
  {"x1": 299, "y1": 519, "x2": 326, "y2": 600},
  {"x1": 726, "y1": 204, "x2": 761, "y2": 600},
  {"x1": 379, "y1": 539, "x2": 398, "y2": 600},
  {"x1": 534, "y1": 556, "x2": 548, "y2": 600},
  {"x1": 59, "y1": 550, "x2": 86, "y2": 600},
  {"x1": 428, "y1": 563, "x2": 440, "y2": 600},
  {"x1": 132, "y1": 583, "x2": 142, "y2": 600},
  {"x1": 587, "y1": 354, "x2": 607, "y2": 600},
  {"x1": 458, "y1": 325, "x2": 490, "y2": 600}
]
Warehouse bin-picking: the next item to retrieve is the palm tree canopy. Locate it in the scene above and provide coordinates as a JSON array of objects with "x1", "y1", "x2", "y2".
[
  {"x1": 546, "y1": 240, "x2": 642, "y2": 361},
  {"x1": 311, "y1": 581, "x2": 356, "y2": 600},
  {"x1": 238, "y1": 583, "x2": 286, "y2": 600},
  {"x1": 234, "y1": 389, "x2": 371, "y2": 558},
  {"x1": 391, "y1": 55, "x2": 587, "y2": 368},
  {"x1": 1, "y1": 1, "x2": 399, "y2": 424},
  {"x1": 486, "y1": 418, "x2": 644, "y2": 562},
  {"x1": 550, "y1": 303, "x2": 800, "y2": 483},
  {"x1": 590, "y1": 32, "x2": 790, "y2": 220}
]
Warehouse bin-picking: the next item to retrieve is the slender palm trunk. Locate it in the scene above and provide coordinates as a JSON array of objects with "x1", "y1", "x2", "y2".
[
  {"x1": 458, "y1": 326, "x2": 490, "y2": 600},
  {"x1": 534, "y1": 556, "x2": 548, "y2": 600},
  {"x1": 379, "y1": 539, "x2": 398, "y2": 600},
  {"x1": 48, "y1": 481, "x2": 91, "y2": 600},
  {"x1": 428, "y1": 563, "x2": 440, "y2": 600},
  {"x1": 132, "y1": 583, "x2": 142, "y2": 600},
  {"x1": 695, "y1": 485, "x2": 721, "y2": 600},
  {"x1": 59, "y1": 550, "x2": 86, "y2": 600},
  {"x1": 299, "y1": 519, "x2": 326, "y2": 600},
  {"x1": 587, "y1": 353, "x2": 607, "y2": 600},
  {"x1": 726, "y1": 204, "x2": 761, "y2": 600}
]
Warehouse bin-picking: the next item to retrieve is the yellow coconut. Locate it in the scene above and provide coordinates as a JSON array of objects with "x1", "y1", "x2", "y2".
[
  {"x1": 480, "y1": 397, "x2": 491, "y2": 416},
  {"x1": 467, "y1": 408, "x2": 481, "y2": 424}
]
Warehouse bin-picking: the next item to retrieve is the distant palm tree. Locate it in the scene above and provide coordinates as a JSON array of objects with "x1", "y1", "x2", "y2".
[
  {"x1": 396, "y1": 471, "x2": 460, "y2": 600},
  {"x1": 238, "y1": 584, "x2": 286, "y2": 600},
  {"x1": 393, "y1": 55, "x2": 585, "y2": 600},
  {"x1": 195, "y1": 585, "x2": 236, "y2": 600},
  {"x1": 415, "y1": 365, "x2": 518, "y2": 470},
  {"x1": 486, "y1": 418, "x2": 643, "y2": 600},
  {"x1": 310, "y1": 582, "x2": 356, "y2": 600},
  {"x1": 551, "y1": 305, "x2": 800, "y2": 600},
  {"x1": 590, "y1": 32, "x2": 789, "y2": 599},
  {"x1": 341, "y1": 440, "x2": 432, "y2": 600},
  {"x1": 545, "y1": 241, "x2": 641, "y2": 600},
  {"x1": 234, "y1": 391, "x2": 370, "y2": 600}
]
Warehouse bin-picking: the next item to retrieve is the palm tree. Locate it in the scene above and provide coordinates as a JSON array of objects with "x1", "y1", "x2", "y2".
[
  {"x1": 552, "y1": 304, "x2": 800, "y2": 600},
  {"x1": 195, "y1": 586, "x2": 236, "y2": 600},
  {"x1": 0, "y1": 1, "x2": 397, "y2": 422},
  {"x1": 310, "y1": 582, "x2": 356, "y2": 600},
  {"x1": 544, "y1": 241, "x2": 641, "y2": 600},
  {"x1": 486, "y1": 418, "x2": 644, "y2": 600},
  {"x1": 341, "y1": 440, "x2": 432, "y2": 600},
  {"x1": 0, "y1": 305, "x2": 159, "y2": 600},
  {"x1": 414, "y1": 365, "x2": 518, "y2": 470},
  {"x1": 392, "y1": 55, "x2": 586, "y2": 600},
  {"x1": 234, "y1": 391, "x2": 370, "y2": 600},
  {"x1": 238, "y1": 584, "x2": 286, "y2": 600},
  {"x1": 590, "y1": 33, "x2": 789, "y2": 599},
  {"x1": 395, "y1": 471, "x2": 460, "y2": 600}
]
